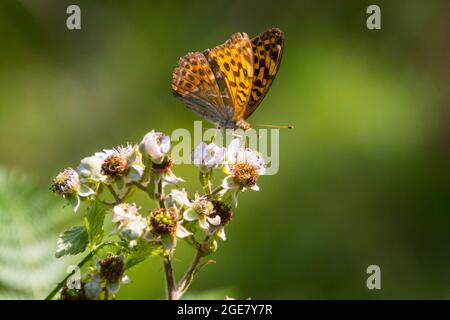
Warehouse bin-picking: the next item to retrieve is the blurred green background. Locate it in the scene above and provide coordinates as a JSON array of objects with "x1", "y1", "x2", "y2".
[{"x1": 0, "y1": 0, "x2": 449, "y2": 299}]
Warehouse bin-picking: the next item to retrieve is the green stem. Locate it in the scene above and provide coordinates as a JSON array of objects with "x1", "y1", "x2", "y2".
[
  {"x1": 107, "y1": 185, "x2": 121, "y2": 202},
  {"x1": 157, "y1": 178, "x2": 165, "y2": 208},
  {"x1": 175, "y1": 235, "x2": 211, "y2": 299}
]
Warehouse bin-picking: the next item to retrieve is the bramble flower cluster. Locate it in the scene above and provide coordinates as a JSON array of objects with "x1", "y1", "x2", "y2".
[{"x1": 49, "y1": 129, "x2": 266, "y2": 300}]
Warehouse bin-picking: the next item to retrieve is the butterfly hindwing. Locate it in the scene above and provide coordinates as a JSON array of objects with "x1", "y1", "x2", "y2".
[
  {"x1": 245, "y1": 28, "x2": 284, "y2": 119},
  {"x1": 205, "y1": 32, "x2": 254, "y2": 122},
  {"x1": 172, "y1": 52, "x2": 232, "y2": 125}
]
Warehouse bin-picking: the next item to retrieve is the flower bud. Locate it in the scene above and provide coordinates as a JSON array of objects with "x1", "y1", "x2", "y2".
[
  {"x1": 141, "y1": 130, "x2": 171, "y2": 164},
  {"x1": 200, "y1": 239, "x2": 218, "y2": 256},
  {"x1": 193, "y1": 142, "x2": 225, "y2": 172}
]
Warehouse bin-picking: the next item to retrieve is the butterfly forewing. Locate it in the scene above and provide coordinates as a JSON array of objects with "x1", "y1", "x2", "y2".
[
  {"x1": 245, "y1": 28, "x2": 284, "y2": 119},
  {"x1": 205, "y1": 32, "x2": 254, "y2": 121},
  {"x1": 172, "y1": 52, "x2": 232, "y2": 124}
]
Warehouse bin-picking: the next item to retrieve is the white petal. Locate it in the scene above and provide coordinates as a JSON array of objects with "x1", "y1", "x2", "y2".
[
  {"x1": 232, "y1": 189, "x2": 240, "y2": 207},
  {"x1": 126, "y1": 165, "x2": 144, "y2": 182},
  {"x1": 207, "y1": 215, "x2": 221, "y2": 226},
  {"x1": 193, "y1": 142, "x2": 207, "y2": 166},
  {"x1": 198, "y1": 217, "x2": 209, "y2": 230},
  {"x1": 250, "y1": 184, "x2": 260, "y2": 191},
  {"x1": 78, "y1": 185, "x2": 95, "y2": 197},
  {"x1": 169, "y1": 189, "x2": 191, "y2": 207},
  {"x1": 121, "y1": 275, "x2": 131, "y2": 284},
  {"x1": 161, "y1": 234, "x2": 176, "y2": 250},
  {"x1": 221, "y1": 176, "x2": 236, "y2": 190},
  {"x1": 67, "y1": 194, "x2": 80, "y2": 213},
  {"x1": 143, "y1": 230, "x2": 156, "y2": 242},
  {"x1": 176, "y1": 224, "x2": 192, "y2": 238},
  {"x1": 106, "y1": 282, "x2": 120, "y2": 295},
  {"x1": 217, "y1": 227, "x2": 226, "y2": 241},
  {"x1": 84, "y1": 281, "x2": 102, "y2": 300},
  {"x1": 183, "y1": 208, "x2": 199, "y2": 221}
]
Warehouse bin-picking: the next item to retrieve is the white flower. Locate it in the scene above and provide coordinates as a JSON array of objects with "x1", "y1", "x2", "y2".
[
  {"x1": 51, "y1": 167, "x2": 95, "y2": 213},
  {"x1": 95, "y1": 144, "x2": 144, "y2": 189},
  {"x1": 165, "y1": 188, "x2": 191, "y2": 208},
  {"x1": 221, "y1": 139, "x2": 266, "y2": 206},
  {"x1": 183, "y1": 194, "x2": 221, "y2": 231},
  {"x1": 77, "y1": 155, "x2": 104, "y2": 183},
  {"x1": 112, "y1": 203, "x2": 147, "y2": 241},
  {"x1": 141, "y1": 130, "x2": 171, "y2": 164},
  {"x1": 193, "y1": 142, "x2": 225, "y2": 172}
]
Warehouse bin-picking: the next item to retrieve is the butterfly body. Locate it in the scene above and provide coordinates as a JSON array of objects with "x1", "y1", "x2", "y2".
[{"x1": 172, "y1": 28, "x2": 284, "y2": 130}]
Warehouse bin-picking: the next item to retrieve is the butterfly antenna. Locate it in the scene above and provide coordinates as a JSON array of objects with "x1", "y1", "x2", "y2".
[{"x1": 255, "y1": 124, "x2": 295, "y2": 129}]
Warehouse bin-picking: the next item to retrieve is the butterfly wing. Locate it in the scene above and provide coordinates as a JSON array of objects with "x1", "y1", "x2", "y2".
[
  {"x1": 204, "y1": 32, "x2": 254, "y2": 122},
  {"x1": 244, "y1": 28, "x2": 284, "y2": 119},
  {"x1": 172, "y1": 52, "x2": 233, "y2": 125}
]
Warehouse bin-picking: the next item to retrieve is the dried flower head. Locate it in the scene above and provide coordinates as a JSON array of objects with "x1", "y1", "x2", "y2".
[
  {"x1": 192, "y1": 194, "x2": 215, "y2": 216},
  {"x1": 212, "y1": 200, "x2": 233, "y2": 227},
  {"x1": 99, "y1": 255, "x2": 125, "y2": 284},
  {"x1": 231, "y1": 162, "x2": 258, "y2": 187},
  {"x1": 101, "y1": 154, "x2": 129, "y2": 177},
  {"x1": 51, "y1": 167, "x2": 80, "y2": 196}
]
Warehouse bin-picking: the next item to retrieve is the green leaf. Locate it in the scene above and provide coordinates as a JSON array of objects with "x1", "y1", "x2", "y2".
[
  {"x1": 84, "y1": 200, "x2": 106, "y2": 248},
  {"x1": 55, "y1": 226, "x2": 88, "y2": 258},
  {"x1": 126, "y1": 240, "x2": 162, "y2": 269}
]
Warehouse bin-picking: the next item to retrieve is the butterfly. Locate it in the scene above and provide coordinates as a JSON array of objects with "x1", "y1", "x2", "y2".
[{"x1": 171, "y1": 28, "x2": 287, "y2": 131}]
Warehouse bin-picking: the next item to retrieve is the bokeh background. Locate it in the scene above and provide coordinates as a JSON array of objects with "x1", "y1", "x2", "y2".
[{"x1": 0, "y1": 0, "x2": 449, "y2": 299}]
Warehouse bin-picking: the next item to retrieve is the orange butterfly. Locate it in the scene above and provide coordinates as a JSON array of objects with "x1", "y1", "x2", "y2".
[{"x1": 172, "y1": 28, "x2": 289, "y2": 131}]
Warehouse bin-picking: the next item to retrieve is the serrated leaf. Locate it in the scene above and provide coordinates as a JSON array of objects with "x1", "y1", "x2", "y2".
[
  {"x1": 55, "y1": 226, "x2": 88, "y2": 258},
  {"x1": 126, "y1": 240, "x2": 162, "y2": 269},
  {"x1": 84, "y1": 200, "x2": 106, "y2": 248}
]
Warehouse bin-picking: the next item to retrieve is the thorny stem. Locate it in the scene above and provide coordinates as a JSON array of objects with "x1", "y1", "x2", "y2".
[
  {"x1": 156, "y1": 178, "x2": 177, "y2": 300},
  {"x1": 45, "y1": 242, "x2": 115, "y2": 300},
  {"x1": 176, "y1": 236, "x2": 211, "y2": 298},
  {"x1": 100, "y1": 187, "x2": 133, "y2": 206},
  {"x1": 163, "y1": 256, "x2": 177, "y2": 300},
  {"x1": 200, "y1": 171, "x2": 213, "y2": 195},
  {"x1": 209, "y1": 186, "x2": 224, "y2": 197},
  {"x1": 157, "y1": 179, "x2": 165, "y2": 208}
]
